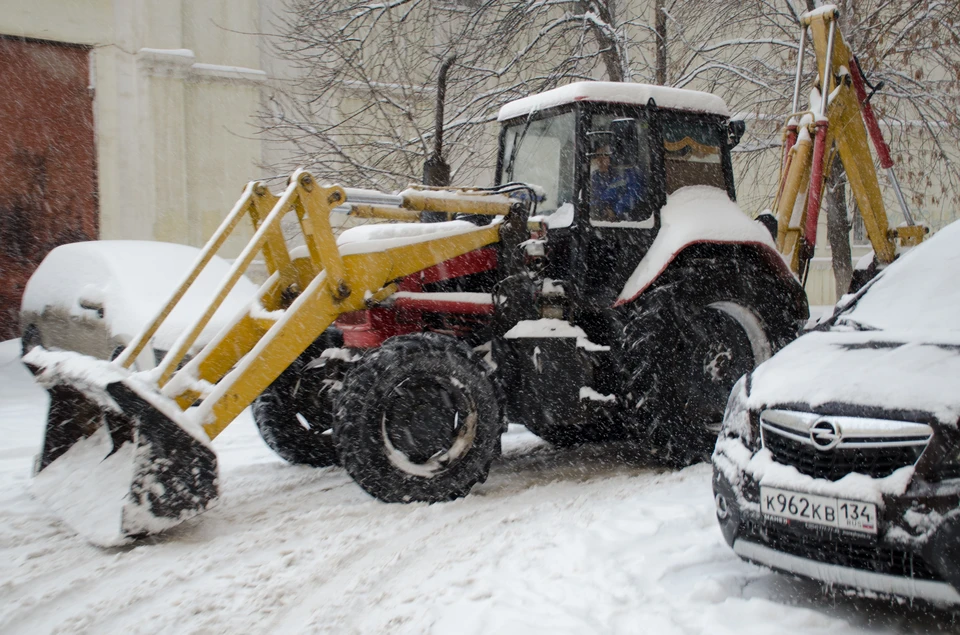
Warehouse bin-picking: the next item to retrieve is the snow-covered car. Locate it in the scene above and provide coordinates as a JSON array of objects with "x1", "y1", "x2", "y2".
[
  {"x1": 712, "y1": 218, "x2": 960, "y2": 606},
  {"x1": 20, "y1": 241, "x2": 260, "y2": 369}
]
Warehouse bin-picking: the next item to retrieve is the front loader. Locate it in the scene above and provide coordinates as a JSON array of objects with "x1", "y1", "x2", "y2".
[{"x1": 27, "y1": 83, "x2": 809, "y2": 545}]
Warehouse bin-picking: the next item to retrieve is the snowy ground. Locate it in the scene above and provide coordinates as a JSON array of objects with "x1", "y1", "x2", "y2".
[{"x1": 0, "y1": 339, "x2": 955, "y2": 634}]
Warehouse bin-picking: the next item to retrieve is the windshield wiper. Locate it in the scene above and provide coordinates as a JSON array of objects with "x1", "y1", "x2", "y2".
[
  {"x1": 835, "y1": 317, "x2": 879, "y2": 331},
  {"x1": 504, "y1": 112, "x2": 535, "y2": 182}
]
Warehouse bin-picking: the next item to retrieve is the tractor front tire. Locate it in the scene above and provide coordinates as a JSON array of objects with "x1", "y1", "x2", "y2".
[
  {"x1": 334, "y1": 333, "x2": 501, "y2": 503},
  {"x1": 252, "y1": 350, "x2": 341, "y2": 468}
]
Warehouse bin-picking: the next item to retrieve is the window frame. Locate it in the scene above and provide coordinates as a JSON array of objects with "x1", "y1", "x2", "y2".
[
  {"x1": 583, "y1": 107, "x2": 658, "y2": 228},
  {"x1": 656, "y1": 109, "x2": 737, "y2": 201}
]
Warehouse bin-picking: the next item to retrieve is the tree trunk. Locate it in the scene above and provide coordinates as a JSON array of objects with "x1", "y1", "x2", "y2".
[
  {"x1": 826, "y1": 153, "x2": 853, "y2": 297},
  {"x1": 579, "y1": 1, "x2": 625, "y2": 82},
  {"x1": 654, "y1": 0, "x2": 667, "y2": 84}
]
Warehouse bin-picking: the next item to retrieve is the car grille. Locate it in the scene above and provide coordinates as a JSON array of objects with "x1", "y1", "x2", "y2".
[
  {"x1": 743, "y1": 521, "x2": 941, "y2": 581},
  {"x1": 760, "y1": 410, "x2": 931, "y2": 481}
]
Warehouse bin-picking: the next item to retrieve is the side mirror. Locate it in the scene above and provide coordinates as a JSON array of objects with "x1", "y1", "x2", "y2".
[
  {"x1": 78, "y1": 286, "x2": 105, "y2": 319},
  {"x1": 755, "y1": 210, "x2": 778, "y2": 240},
  {"x1": 729, "y1": 120, "x2": 746, "y2": 148}
]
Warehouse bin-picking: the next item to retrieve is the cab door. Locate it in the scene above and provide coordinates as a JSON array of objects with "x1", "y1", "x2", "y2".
[{"x1": 578, "y1": 106, "x2": 662, "y2": 306}]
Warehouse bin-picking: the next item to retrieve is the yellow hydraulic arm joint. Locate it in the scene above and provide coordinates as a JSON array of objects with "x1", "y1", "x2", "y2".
[
  {"x1": 116, "y1": 170, "x2": 516, "y2": 441},
  {"x1": 772, "y1": 5, "x2": 924, "y2": 280}
]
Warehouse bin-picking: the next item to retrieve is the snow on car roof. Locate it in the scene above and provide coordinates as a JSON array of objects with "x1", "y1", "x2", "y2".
[
  {"x1": 22, "y1": 241, "x2": 260, "y2": 350},
  {"x1": 497, "y1": 81, "x2": 731, "y2": 122}
]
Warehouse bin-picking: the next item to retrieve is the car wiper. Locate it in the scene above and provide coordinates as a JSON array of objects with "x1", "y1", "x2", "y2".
[{"x1": 834, "y1": 317, "x2": 879, "y2": 331}]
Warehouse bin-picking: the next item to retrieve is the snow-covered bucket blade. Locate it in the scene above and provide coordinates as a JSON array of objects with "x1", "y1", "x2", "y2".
[{"x1": 24, "y1": 350, "x2": 218, "y2": 546}]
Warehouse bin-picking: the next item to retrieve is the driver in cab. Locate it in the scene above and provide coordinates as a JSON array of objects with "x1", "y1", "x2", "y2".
[{"x1": 590, "y1": 143, "x2": 644, "y2": 221}]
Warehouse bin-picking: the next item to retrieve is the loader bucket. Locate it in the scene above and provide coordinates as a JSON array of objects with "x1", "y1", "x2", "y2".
[{"x1": 25, "y1": 350, "x2": 218, "y2": 546}]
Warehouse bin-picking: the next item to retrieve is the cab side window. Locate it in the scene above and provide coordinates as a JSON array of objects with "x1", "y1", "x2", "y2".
[
  {"x1": 662, "y1": 119, "x2": 725, "y2": 193},
  {"x1": 588, "y1": 115, "x2": 651, "y2": 223}
]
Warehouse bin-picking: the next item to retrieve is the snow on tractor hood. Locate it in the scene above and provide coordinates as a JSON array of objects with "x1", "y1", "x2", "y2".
[
  {"x1": 616, "y1": 186, "x2": 780, "y2": 305},
  {"x1": 747, "y1": 329, "x2": 960, "y2": 427}
]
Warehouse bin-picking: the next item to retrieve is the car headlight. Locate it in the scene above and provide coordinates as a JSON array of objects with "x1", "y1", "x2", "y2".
[
  {"x1": 721, "y1": 375, "x2": 760, "y2": 448},
  {"x1": 936, "y1": 435, "x2": 960, "y2": 480}
]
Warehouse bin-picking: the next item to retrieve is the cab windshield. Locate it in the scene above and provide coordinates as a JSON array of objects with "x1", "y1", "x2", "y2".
[{"x1": 500, "y1": 112, "x2": 576, "y2": 224}]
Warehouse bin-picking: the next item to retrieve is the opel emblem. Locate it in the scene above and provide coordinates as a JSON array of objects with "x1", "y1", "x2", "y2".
[{"x1": 810, "y1": 419, "x2": 841, "y2": 451}]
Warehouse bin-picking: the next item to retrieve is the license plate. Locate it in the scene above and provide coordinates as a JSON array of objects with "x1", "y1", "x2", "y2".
[{"x1": 760, "y1": 486, "x2": 877, "y2": 535}]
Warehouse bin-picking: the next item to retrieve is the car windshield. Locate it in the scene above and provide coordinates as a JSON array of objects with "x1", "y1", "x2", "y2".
[
  {"x1": 500, "y1": 111, "x2": 576, "y2": 223},
  {"x1": 833, "y1": 220, "x2": 960, "y2": 332}
]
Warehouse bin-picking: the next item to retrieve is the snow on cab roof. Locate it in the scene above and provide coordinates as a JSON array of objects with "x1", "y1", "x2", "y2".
[{"x1": 497, "y1": 81, "x2": 730, "y2": 122}]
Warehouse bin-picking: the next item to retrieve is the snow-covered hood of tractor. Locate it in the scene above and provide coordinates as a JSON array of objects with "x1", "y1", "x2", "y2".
[
  {"x1": 616, "y1": 186, "x2": 778, "y2": 304},
  {"x1": 748, "y1": 329, "x2": 960, "y2": 426}
]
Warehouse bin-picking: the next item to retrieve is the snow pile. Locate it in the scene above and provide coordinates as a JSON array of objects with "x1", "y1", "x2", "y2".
[
  {"x1": 30, "y1": 426, "x2": 137, "y2": 547},
  {"x1": 617, "y1": 186, "x2": 778, "y2": 304},
  {"x1": 498, "y1": 81, "x2": 730, "y2": 121},
  {"x1": 398, "y1": 187, "x2": 514, "y2": 208},
  {"x1": 717, "y1": 434, "x2": 914, "y2": 510},
  {"x1": 390, "y1": 291, "x2": 494, "y2": 305},
  {"x1": 503, "y1": 319, "x2": 609, "y2": 351},
  {"x1": 21, "y1": 241, "x2": 260, "y2": 351},
  {"x1": 23, "y1": 347, "x2": 130, "y2": 396},
  {"x1": 579, "y1": 386, "x2": 616, "y2": 402},
  {"x1": 21, "y1": 347, "x2": 216, "y2": 546}
]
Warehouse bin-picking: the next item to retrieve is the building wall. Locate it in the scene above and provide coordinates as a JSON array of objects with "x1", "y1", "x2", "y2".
[{"x1": 0, "y1": 0, "x2": 266, "y2": 255}]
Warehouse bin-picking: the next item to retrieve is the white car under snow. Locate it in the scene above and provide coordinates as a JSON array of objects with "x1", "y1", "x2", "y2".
[{"x1": 20, "y1": 240, "x2": 260, "y2": 369}]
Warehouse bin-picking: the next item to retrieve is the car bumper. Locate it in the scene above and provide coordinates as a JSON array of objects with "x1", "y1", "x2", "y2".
[
  {"x1": 713, "y1": 442, "x2": 960, "y2": 606},
  {"x1": 733, "y1": 540, "x2": 960, "y2": 604}
]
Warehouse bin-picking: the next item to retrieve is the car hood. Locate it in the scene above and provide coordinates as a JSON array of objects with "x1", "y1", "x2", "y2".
[{"x1": 747, "y1": 329, "x2": 960, "y2": 426}]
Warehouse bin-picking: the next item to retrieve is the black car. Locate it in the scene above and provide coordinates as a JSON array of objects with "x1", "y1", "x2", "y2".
[{"x1": 712, "y1": 218, "x2": 960, "y2": 605}]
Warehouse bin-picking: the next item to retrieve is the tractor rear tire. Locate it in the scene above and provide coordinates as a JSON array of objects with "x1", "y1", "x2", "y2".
[
  {"x1": 334, "y1": 333, "x2": 501, "y2": 503},
  {"x1": 252, "y1": 349, "x2": 341, "y2": 468},
  {"x1": 625, "y1": 272, "x2": 791, "y2": 467}
]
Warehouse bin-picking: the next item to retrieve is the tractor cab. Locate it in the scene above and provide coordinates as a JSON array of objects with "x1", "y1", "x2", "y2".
[{"x1": 496, "y1": 82, "x2": 742, "y2": 305}]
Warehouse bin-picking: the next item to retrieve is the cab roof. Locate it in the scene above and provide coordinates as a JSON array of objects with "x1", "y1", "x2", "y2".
[{"x1": 497, "y1": 81, "x2": 730, "y2": 122}]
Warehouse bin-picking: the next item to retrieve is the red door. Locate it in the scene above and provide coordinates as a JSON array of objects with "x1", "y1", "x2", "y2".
[{"x1": 0, "y1": 36, "x2": 97, "y2": 341}]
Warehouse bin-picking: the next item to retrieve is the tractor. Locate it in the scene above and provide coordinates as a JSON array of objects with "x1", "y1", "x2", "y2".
[{"x1": 25, "y1": 81, "x2": 808, "y2": 545}]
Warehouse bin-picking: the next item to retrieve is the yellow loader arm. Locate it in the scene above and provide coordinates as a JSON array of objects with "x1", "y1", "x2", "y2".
[
  {"x1": 25, "y1": 168, "x2": 522, "y2": 545},
  {"x1": 119, "y1": 170, "x2": 515, "y2": 439},
  {"x1": 771, "y1": 6, "x2": 926, "y2": 281}
]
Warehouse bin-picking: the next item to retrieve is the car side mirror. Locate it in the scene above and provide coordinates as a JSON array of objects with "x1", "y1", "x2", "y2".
[
  {"x1": 729, "y1": 120, "x2": 746, "y2": 148},
  {"x1": 78, "y1": 286, "x2": 105, "y2": 319}
]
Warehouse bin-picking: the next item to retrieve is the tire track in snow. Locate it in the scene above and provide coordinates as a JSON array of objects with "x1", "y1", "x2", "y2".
[{"x1": 263, "y1": 446, "x2": 666, "y2": 634}]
